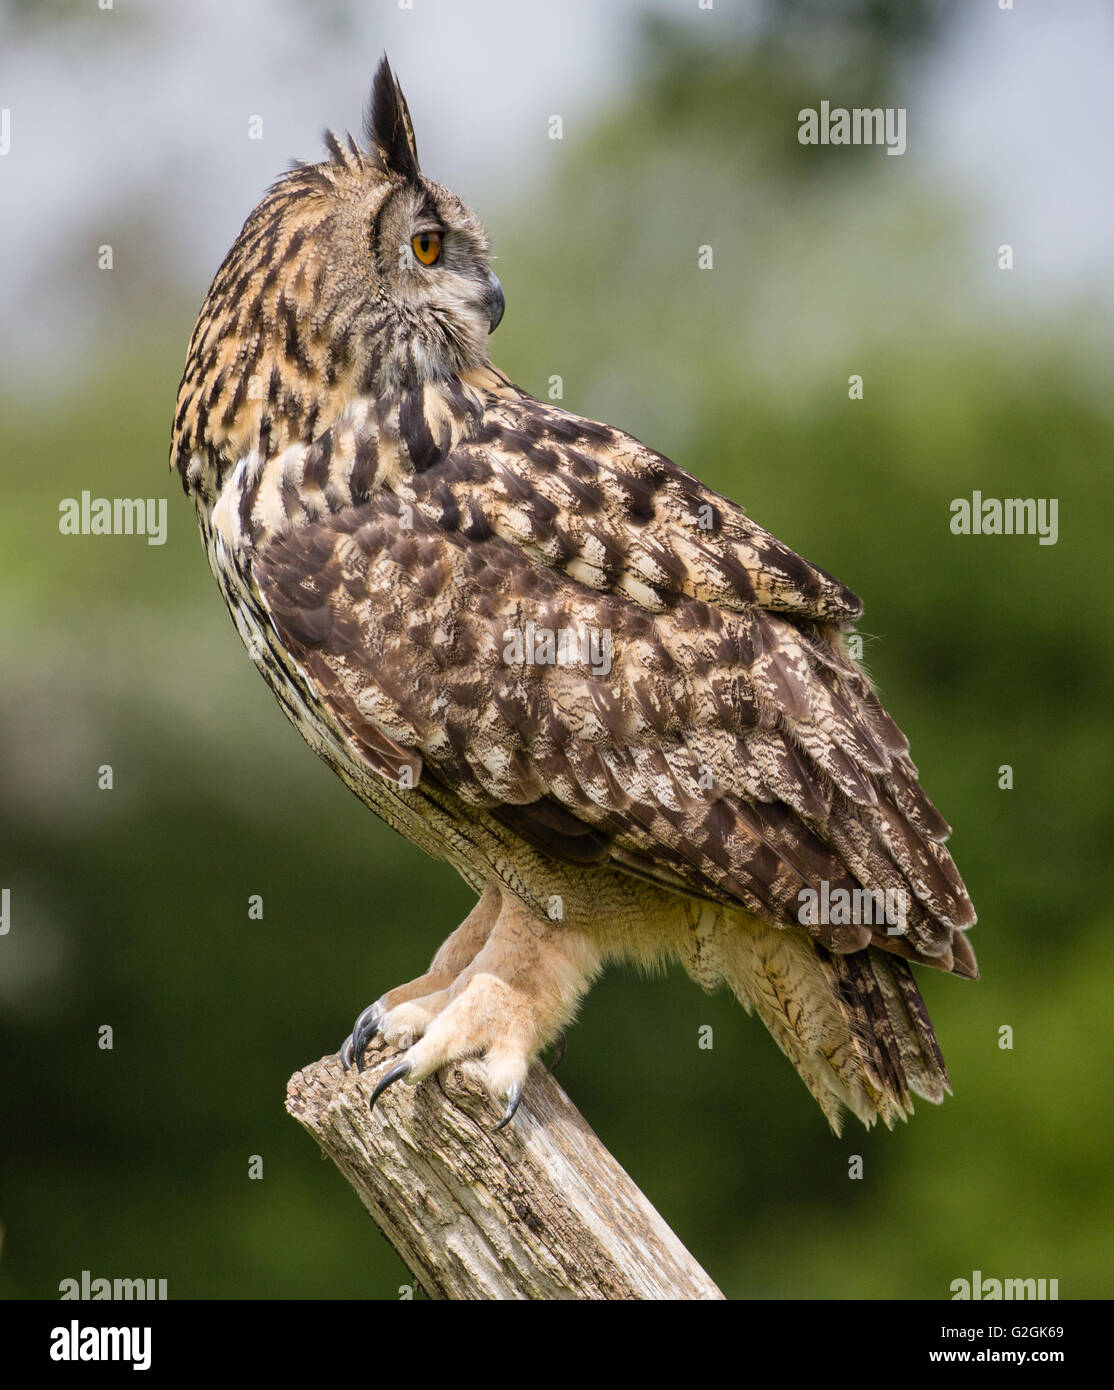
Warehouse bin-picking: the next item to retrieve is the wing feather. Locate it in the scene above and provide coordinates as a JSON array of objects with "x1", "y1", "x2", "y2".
[{"x1": 250, "y1": 408, "x2": 976, "y2": 981}]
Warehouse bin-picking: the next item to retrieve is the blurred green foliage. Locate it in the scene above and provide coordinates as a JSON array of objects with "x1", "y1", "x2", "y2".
[{"x1": 2, "y1": 18, "x2": 1111, "y2": 1300}]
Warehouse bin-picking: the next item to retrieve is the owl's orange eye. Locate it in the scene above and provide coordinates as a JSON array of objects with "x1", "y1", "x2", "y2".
[{"x1": 411, "y1": 231, "x2": 442, "y2": 266}]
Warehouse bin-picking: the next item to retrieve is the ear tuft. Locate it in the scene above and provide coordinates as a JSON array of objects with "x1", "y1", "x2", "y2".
[{"x1": 365, "y1": 55, "x2": 420, "y2": 181}]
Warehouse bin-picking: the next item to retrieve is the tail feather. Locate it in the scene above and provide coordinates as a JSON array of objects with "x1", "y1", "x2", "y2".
[{"x1": 710, "y1": 910, "x2": 955, "y2": 1134}]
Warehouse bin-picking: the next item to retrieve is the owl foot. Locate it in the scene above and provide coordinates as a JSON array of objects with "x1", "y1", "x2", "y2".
[
  {"x1": 341, "y1": 998, "x2": 566, "y2": 1075},
  {"x1": 349, "y1": 887, "x2": 600, "y2": 1128},
  {"x1": 365, "y1": 971, "x2": 543, "y2": 1127},
  {"x1": 339, "y1": 885, "x2": 503, "y2": 1070}
]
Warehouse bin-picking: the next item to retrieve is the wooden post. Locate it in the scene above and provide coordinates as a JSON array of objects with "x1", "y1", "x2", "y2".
[{"x1": 286, "y1": 1046, "x2": 724, "y2": 1300}]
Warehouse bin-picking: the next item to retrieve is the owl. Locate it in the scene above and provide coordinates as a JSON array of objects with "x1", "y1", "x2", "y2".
[{"x1": 171, "y1": 59, "x2": 976, "y2": 1134}]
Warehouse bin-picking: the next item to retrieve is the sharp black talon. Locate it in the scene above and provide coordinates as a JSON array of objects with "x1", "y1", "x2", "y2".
[
  {"x1": 348, "y1": 1002, "x2": 384, "y2": 1072},
  {"x1": 549, "y1": 1029, "x2": 567, "y2": 1071},
  {"x1": 369, "y1": 1060, "x2": 411, "y2": 1113},
  {"x1": 494, "y1": 1080, "x2": 522, "y2": 1132},
  {"x1": 339, "y1": 1035, "x2": 355, "y2": 1069}
]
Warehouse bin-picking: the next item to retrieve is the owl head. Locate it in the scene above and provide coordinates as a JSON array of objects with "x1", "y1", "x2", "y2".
[{"x1": 173, "y1": 57, "x2": 504, "y2": 484}]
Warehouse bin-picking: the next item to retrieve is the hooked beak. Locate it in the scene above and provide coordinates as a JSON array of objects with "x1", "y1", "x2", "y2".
[{"x1": 483, "y1": 268, "x2": 505, "y2": 335}]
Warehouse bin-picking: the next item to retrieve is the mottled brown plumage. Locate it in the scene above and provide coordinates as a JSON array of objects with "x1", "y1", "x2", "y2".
[{"x1": 172, "y1": 59, "x2": 976, "y2": 1134}]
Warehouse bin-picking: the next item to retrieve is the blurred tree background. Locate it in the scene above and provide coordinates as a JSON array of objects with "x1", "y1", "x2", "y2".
[{"x1": 1, "y1": 0, "x2": 1111, "y2": 1299}]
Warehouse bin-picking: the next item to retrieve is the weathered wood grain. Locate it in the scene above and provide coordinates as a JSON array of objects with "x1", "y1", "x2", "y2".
[{"x1": 286, "y1": 1047, "x2": 723, "y2": 1301}]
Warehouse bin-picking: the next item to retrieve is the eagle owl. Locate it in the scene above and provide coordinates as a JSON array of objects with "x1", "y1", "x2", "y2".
[{"x1": 171, "y1": 60, "x2": 976, "y2": 1134}]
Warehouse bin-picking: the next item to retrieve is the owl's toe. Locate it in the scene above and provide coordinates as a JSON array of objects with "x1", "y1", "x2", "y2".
[{"x1": 378, "y1": 991, "x2": 449, "y2": 1050}]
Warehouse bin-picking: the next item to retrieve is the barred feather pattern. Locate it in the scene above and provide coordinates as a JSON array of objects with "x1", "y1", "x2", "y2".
[{"x1": 172, "y1": 60, "x2": 976, "y2": 1131}]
